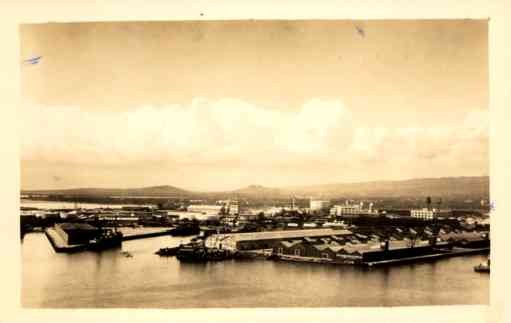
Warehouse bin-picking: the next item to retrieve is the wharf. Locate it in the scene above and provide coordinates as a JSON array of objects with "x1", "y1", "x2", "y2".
[
  {"x1": 236, "y1": 249, "x2": 273, "y2": 259},
  {"x1": 363, "y1": 247, "x2": 490, "y2": 267},
  {"x1": 121, "y1": 228, "x2": 174, "y2": 241},
  {"x1": 45, "y1": 227, "x2": 176, "y2": 252},
  {"x1": 44, "y1": 228, "x2": 88, "y2": 253},
  {"x1": 269, "y1": 247, "x2": 490, "y2": 267},
  {"x1": 272, "y1": 254, "x2": 334, "y2": 264}
]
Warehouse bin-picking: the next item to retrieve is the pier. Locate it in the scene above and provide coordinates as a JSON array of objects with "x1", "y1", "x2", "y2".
[
  {"x1": 121, "y1": 228, "x2": 174, "y2": 241},
  {"x1": 45, "y1": 228, "x2": 88, "y2": 253},
  {"x1": 362, "y1": 247, "x2": 490, "y2": 267},
  {"x1": 45, "y1": 226, "x2": 178, "y2": 253}
]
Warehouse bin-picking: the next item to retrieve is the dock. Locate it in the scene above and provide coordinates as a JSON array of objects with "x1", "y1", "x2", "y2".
[
  {"x1": 362, "y1": 247, "x2": 490, "y2": 267},
  {"x1": 45, "y1": 228, "x2": 88, "y2": 253},
  {"x1": 45, "y1": 226, "x2": 177, "y2": 252},
  {"x1": 121, "y1": 228, "x2": 174, "y2": 241}
]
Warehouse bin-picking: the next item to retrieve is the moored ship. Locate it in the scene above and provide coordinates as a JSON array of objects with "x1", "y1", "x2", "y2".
[
  {"x1": 474, "y1": 257, "x2": 490, "y2": 273},
  {"x1": 88, "y1": 228, "x2": 123, "y2": 251},
  {"x1": 176, "y1": 239, "x2": 236, "y2": 262},
  {"x1": 88, "y1": 212, "x2": 123, "y2": 251},
  {"x1": 155, "y1": 245, "x2": 182, "y2": 256}
]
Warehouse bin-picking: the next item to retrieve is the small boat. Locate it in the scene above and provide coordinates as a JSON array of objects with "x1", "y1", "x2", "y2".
[
  {"x1": 155, "y1": 245, "x2": 182, "y2": 257},
  {"x1": 474, "y1": 257, "x2": 490, "y2": 273},
  {"x1": 120, "y1": 251, "x2": 133, "y2": 258}
]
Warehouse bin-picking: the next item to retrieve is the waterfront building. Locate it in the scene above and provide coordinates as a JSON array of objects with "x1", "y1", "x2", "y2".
[
  {"x1": 272, "y1": 237, "x2": 451, "y2": 264},
  {"x1": 438, "y1": 230, "x2": 490, "y2": 248},
  {"x1": 204, "y1": 228, "x2": 352, "y2": 250},
  {"x1": 273, "y1": 238, "x2": 382, "y2": 262},
  {"x1": 54, "y1": 223, "x2": 100, "y2": 245}
]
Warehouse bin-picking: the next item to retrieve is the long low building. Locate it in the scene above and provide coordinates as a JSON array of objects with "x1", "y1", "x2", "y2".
[
  {"x1": 55, "y1": 223, "x2": 100, "y2": 245},
  {"x1": 273, "y1": 237, "x2": 452, "y2": 264},
  {"x1": 205, "y1": 228, "x2": 352, "y2": 250}
]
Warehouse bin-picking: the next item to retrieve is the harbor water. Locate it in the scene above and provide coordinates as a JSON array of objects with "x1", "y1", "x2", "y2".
[
  {"x1": 20, "y1": 199, "x2": 155, "y2": 210},
  {"x1": 22, "y1": 232, "x2": 489, "y2": 308}
]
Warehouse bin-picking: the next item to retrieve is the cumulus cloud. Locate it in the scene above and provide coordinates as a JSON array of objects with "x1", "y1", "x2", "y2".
[{"x1": 20, "y1": 98, "x2": 488, "y2": 180}]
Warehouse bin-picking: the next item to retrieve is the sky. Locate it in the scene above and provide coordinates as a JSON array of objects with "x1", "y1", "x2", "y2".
[{"x1": 19, "y1": 20, "x2": 488, "y2": 191}]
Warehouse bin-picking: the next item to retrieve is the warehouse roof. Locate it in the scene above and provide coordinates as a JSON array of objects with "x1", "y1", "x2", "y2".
[
  {"x1": 281, "y1": 240, "x2": 303, "y2": 248},
  {"x1": 211, "y1": 228, "x2": 352, "y2": 242},
  {"x1": 440, "y1": 231, "x2": 486, "y2": 242},
  {"x1": 341, "y1": 243, "x2": 380, "y2": 254},
  {"x1": 57, "y1": 222, "x2": 98, "y2": 232}
]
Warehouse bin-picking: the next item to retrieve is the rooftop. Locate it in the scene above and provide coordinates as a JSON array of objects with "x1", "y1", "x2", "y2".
[
  {"x1": 57, "y1": 222, "x2": 98, "y2": 232},
  {"x1": 210, "y1": 228, "x2": 352, "y2": 242}
]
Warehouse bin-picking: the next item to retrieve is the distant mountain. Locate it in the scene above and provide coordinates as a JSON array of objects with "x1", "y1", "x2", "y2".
[
  {"x1": 285, "y1": 176, "x2": 490, "y2": 198},
  {"x1": 231, "y1": 185, "x2": 285, "y2": 198},
  {"x1": 22, "y1": 185, "x2": 190, "y2": 197},
  {"x1": 22, "y1": 176, "x2": 489, "y2": 200},
  {"x1": 228, "y1": 177, "x2": 489, "y2": 199}
]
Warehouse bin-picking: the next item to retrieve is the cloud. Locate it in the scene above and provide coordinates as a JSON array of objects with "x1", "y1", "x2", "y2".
[{"x1": 20, "y1": 99, "x2": 488, "y2": 180}]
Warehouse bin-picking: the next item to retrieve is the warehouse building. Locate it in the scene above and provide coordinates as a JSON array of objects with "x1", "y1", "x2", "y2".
[
  {"x1": 273, "y1": 238, "x2": 448, "y2": 264},
  {"x1": 55, "y1": 223, "x2": 100, "y2": 245},
  {"x1": 205, "y1": 228, "x2": 353, "y2": 251}
]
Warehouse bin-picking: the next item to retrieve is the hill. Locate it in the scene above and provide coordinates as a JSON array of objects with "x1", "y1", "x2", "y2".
[
  {"x1": 22, "y1": 176, "x2": 489, "y2": 200},
  {"x1": 285, "y1": 176, "x2": 489, "y2": 199}
]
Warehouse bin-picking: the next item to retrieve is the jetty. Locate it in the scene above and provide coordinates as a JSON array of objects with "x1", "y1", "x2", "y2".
[
  {"x1": 122, "y1": 228, "x2": 174, "y2": 241},
  {"x1": 362, "y1": 247, "x2": 490, "y2": 267},
  {"x1": 45, "y1": 228, "x2": 89, "y2": 253}
]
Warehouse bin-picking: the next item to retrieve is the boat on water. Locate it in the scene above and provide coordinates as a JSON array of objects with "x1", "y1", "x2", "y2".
[
  {"x1": 474, "y1": 257, "x2": 490, "y2": 273},
  {"x1": 120, "y1": 251, "x2": 133, "y2": 258},
  {"x1": 176, "y1": 240, "x2": 236, "y2": 262},
  {"x1": 170, "y1": 223, "x2": 201, "y2": 236},
  {"x1": 155, "y1": 245, "x2": 182, "y2": 256},
  {"x1": 88, "y1": 229, "x2": 123, "y2": 251}
]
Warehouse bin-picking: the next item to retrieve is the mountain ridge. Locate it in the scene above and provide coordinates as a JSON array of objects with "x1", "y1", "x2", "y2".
[{"x1": 22, "y1": 176, "x2": 489, "y2": 199}]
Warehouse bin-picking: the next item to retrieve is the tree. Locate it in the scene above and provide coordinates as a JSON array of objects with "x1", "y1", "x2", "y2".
[{"x1": 256, "y1": 212, "x2": 266, "y2": 225}]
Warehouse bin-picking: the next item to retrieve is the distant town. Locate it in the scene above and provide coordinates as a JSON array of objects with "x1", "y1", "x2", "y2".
[{"x1": 20, "y1": 176, "x2": 490, "y2": 268}]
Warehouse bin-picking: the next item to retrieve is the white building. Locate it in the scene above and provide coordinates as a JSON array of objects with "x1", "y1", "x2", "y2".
[
  {"x1": 215, "y1": 200, "x2": 240, "y2": 215},
  {"x1": 410, "y1": 208, "x2": 452, "y2": 220},
  {"x1": 330, "y1": 202, "x2": 363, "y2": 216},
  {"x1": 228, "y1": 204, "x2": 239, "y2": 215},
  {"x1": 166, "y1": 210, "x2": 216, "y2": 221},
  {"x1": 187, "y1": 204, "x2": 225, "y2": 215},
  {"x1": 310, "y1": 200, "x2": 331, "y2": 211}
]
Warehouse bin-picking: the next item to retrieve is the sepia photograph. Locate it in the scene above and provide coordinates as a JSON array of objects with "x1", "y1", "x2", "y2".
[{"x1": 19, "y1": 19, "x2": 490, "y2": 309}]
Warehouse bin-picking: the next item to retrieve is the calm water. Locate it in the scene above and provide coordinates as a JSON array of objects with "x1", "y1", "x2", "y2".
[
  {"x1": 22, "y1": 233, "x2": 489, "y2": 308},
  {"x1": 20, "y1": 199, "x2": 155, "y2": 210}
]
